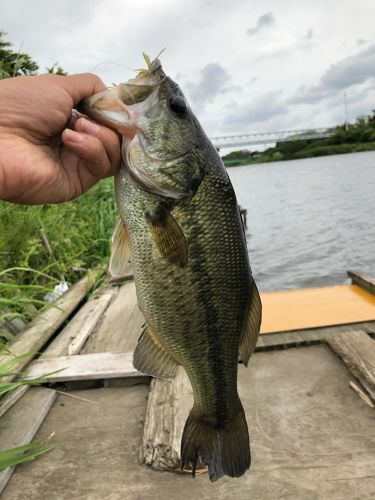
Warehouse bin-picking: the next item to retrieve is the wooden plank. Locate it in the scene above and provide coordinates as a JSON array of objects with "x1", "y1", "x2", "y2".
[
  {"x1": 326, "y1": 330, "x2": 375, "y2": 400},
  {"x1": 297, "y1": 329, "x2": 329, "y2": 344},
  {"x1": 0, "y1": 288, "x2": 113, "y2": 418},
  {"x1": 0, "y1": 272, "x2": 99, "y2": 380},
  {"x1": 348, "y1": 271, "x2": 375, "y2": 297},
  {"x1": 82, "y1": 281, "x2": 144, "y2": 354},
  {"x1": 0, "y1": 312, "x2": 26, "y2": 335},
  {"x1": 25, "y1": 352, "x2": 147, "y2": 383},
  {"x1": 255, "y1": 331, "x2": 304, "y2": 350},
  {"x1": 0, "y1": 385, "x2": 29, "y2": 419},
  {"x1": 44, "y1": 289, "x2": 116, "y2": 357},
  {"x1": 68, "y1": 291, "x2": 115, "y2": 355},
  {"x1": 141, "y1": 367, "x2": 192, "y2": 470},
  {"x1": 108, "y1": 263, "x2": 134, "y2": 283},
  {"x1": 349, "y1": 381, "x2": 375, "y2": 408},
  {"x1": 0, "y1": 387, "x2": 56, "y2": 494}
]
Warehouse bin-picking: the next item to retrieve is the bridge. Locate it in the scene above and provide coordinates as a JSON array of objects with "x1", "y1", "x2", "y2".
[{"x1": 210, "y1": 127, "x2": 335, "y2": 149}]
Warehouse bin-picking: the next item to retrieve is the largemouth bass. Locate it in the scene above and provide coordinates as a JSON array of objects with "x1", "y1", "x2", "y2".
[{"x1": 79, "y1": 58, "x2": 261, "y2": 482}]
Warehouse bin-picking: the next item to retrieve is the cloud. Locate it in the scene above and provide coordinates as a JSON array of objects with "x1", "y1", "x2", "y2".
[
  {"x1": 289, "y1": 44, "x2": 375, "y2": 105},
  {"x1": 225, "y1": 91, "x2": 287, "y2": 130},
  {"x1": 288, "y1": 85, "x2": 331, "y2": 105},
  {"x1": 247, "y1": 12, "x2": 275, "y2": 36},
  {"x1": 321, "y1": 44, "x2": 375, "y2": 88},
  {"x1": 302, "y1": 29, "x2": 314, "y2": 41},
  {"x1": 185, "y1": 62, "x2": 232, "y2": 109},
  {"x1": 356, "y1": 38, "x2": 368, "y2": 46}
]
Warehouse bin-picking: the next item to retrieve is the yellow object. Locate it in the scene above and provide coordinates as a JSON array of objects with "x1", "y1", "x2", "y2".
[{"x1": 260, "y1": 285, "x2": 375, "y2": 334}]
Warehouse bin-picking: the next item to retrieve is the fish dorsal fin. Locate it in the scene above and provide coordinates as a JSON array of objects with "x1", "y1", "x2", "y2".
[
  {"x1": 108, "y1": 218, "x2": 131, "y2": 277},
  {"x1": 146, "y1": 204, "x2": 188, "y2": 268},
  {"x1": 239, "y1": 280, "x2": 262, "y2": 366},
  {"x1": 133, "y1": 325, "x2": 179, "y2": 379}
]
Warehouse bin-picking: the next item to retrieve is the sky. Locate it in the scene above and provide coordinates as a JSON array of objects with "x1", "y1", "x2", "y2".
[{"x1": 2, "y1": 0, "x2": 375, "y2": 140}]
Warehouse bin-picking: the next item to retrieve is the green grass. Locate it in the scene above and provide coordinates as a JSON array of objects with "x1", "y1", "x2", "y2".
[
  {"x1": 0, "y1": 347, "x2": 57, "y2": 470},
  {"x1": 0, "y1": 178, "x2": 118, "y2": 338},
  {"x1": 0, "y1": 441, "x2": 56, "y2": 470}
]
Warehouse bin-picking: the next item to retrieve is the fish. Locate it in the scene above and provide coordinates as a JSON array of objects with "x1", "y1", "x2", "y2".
[{"x1": 79, "y1": 57, "x2": 262, "y2": 482}]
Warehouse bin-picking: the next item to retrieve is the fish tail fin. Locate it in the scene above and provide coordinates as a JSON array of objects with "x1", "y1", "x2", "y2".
[{"x1": 180, "y1": 403, "x2": 250, "y2": 482}]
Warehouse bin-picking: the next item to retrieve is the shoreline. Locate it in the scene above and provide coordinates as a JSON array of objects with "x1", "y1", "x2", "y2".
[{"x1": 222, "y1": 141, "x2": 375, "y2": 167}]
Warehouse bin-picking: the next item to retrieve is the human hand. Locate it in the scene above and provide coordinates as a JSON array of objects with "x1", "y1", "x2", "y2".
[{"x1": 0, "y1": 73, "x2": 121, "y2": 204}]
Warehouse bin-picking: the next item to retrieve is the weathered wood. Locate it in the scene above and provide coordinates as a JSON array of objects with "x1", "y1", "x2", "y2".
[
  {"x1": 141, "y1": 326, "x2": 375, "y2": 470},
  {"x1": 348, "y1": 271, "x2": 375, "y2": 297},
  {"x1": 349, "y1": 380, "x2": 375, "y2": 409},
  {"x1": 255, "y1": 331, "x2": 306, "y2": 350},
  {"x1": 326, "y1": 330, "x2": 375, "y2": 400},
  {"x1": 67, "y1": 291, "x2": 115, "y2": 355},
  {"x1": 43, "y1": 289, "x2": 116, "y2": 358},
  {"x1": 0, "y1": 387, "x2": 56, "y2": 494},
  {"x1": 108, "y1": 263, "x2": 134, "y2": 283},
  {"x1": 25, "y1": 352, "x2": 147, "y2": 383},
  {"x1": 0, "y1": 312, "x2": 26, "y2": 335},
  {"x1": 0, "y1": 287, "x2": 112, "y2": 418},
  {"x1": 0, "y1": 385, "x2": 29, "y2": 419},
  {"x1": 141, "y1": 367, "x2": 192, "y2": 470},
  {"x1": 82, "y1": 281, "x2": 144, "y2": 354},
  {"x1": 296, "y1": 329, "x2": 328, "y2": 344},
  {"x1": 0, "y1": 272, "x2": 99, "y2": 380}
]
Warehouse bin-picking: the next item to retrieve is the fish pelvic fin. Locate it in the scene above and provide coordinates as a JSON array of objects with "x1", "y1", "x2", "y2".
[
  {"x1": 109, "y1": 218, "x2": 131, "y2": 277},
  {"x1": 145, "y1": 204, "x2": 188, "y2": 268},
  {"x1": 239, "y1": 279, "x2": 262, "y2": 366},
  {"x1": 181, "y1": 403, "x2": 250, "y2": 482},
  {"x1": 133, "y1": 325, "x2": 179, "y2": 379}
]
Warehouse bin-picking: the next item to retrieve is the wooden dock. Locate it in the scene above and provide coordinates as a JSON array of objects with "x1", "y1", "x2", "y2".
[{"x1": 1, "y1": 271, "x2": 375, "y2": 499}]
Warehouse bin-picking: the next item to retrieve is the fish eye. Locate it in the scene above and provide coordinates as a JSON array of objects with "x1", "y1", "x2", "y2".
[{"x1": 169, "y1": 96, "x2": 187, "y2": 116}]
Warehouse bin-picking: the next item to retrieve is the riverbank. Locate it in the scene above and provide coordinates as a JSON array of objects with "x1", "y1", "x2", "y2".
[
  {"x1": 222, "y1": 120, "x2": 375, "y2": 166},
  {"x1": 0, "y1": 179, "x2": 117, "y2": 341}
]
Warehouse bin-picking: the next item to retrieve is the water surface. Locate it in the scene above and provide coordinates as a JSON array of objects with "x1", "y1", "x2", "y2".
[{"x1": 227, "y1": 151, "x2": 375, "y2": 291}]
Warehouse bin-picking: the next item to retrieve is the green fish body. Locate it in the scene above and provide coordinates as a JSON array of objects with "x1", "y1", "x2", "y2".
[{"x1": 79, "y1": 59, "x2": 261, "y2": 481}]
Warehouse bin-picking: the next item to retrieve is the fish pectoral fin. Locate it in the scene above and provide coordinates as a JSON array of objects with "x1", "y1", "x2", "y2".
[
  {"x1": 239, "y1": 280, "x2": 262, "y2": 366},
  {"x1": 108, "y1": 218, "x2": 131, "y2": 277},
  {"x1": 133, "y1": 325, "x2": 179, "y2": 379},
  {"x1": 146, "y1": 204, "x2": 188, "y2": 268}
]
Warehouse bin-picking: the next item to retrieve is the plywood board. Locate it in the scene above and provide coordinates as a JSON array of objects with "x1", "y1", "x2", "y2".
[{"x1": 260, "y1": 284, "x2": 375, "y2": 334}]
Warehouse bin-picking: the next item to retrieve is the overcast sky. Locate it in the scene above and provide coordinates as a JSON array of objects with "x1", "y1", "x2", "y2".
[{"x1": 2, "y1": 0, "x2": 375, "y2": 138}]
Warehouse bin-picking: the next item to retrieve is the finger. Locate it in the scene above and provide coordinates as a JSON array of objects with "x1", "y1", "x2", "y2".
[
  {"x1": 61, "y1": 129, "x2": 114, "y2": 180},
  {"x1": 74, "y1": 117, "x2": 121, "y2": 174},
  {"x1": 57, "y1": 73, "x2": 107, "y2": 107}
]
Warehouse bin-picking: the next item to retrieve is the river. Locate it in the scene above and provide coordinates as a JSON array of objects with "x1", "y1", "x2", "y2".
[{"x1": 227, "y1": 151, "x2": 375, "y2": 292}]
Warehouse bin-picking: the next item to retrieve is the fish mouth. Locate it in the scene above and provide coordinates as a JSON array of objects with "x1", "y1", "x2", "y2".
[
  {"x1": 78, "y1": 59, "x2": 165, "y2": 139},
  {"x1": 79, "y1": 59, "x2": 194, "y2": 201}
]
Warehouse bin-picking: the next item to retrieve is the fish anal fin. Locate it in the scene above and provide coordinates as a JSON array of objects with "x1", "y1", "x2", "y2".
[
  {"x1": 146, "y1": 205, "x2": 188, "y2": 268},
  {"x1": 133, "y1": 325, "x2": 179, "y2": 379},
  {"x1": 239, "y1": 280, "x2": 262, "y2": 366},
  {"x1": 109, "y1": 218, "x2": 131, "y2": 277}
]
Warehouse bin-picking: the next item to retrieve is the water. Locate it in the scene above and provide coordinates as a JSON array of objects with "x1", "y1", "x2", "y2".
[{"x1": 227, "y1": 151, "x2": 375, "y2": 292}]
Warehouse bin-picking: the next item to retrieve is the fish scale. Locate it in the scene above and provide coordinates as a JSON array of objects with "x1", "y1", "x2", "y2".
[{"x1": 118, "y1": 152, "x2": 249, "y2": 416}]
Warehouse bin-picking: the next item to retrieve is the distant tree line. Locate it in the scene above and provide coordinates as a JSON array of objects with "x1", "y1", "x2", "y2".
[{"x1": 222, "y1": 112, "x2": 375, "y2": 166}]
